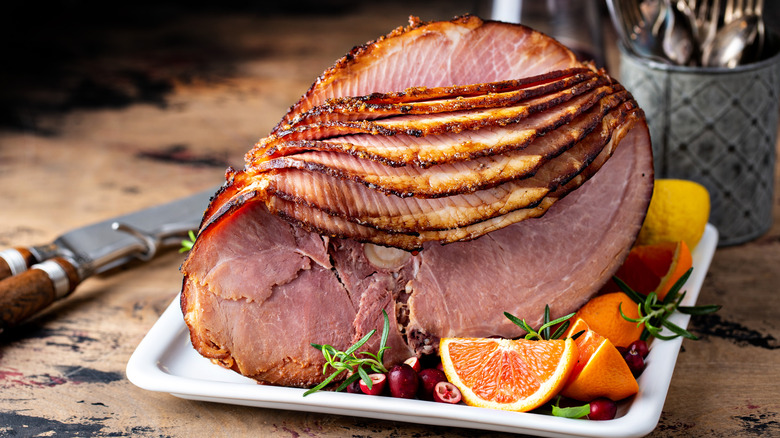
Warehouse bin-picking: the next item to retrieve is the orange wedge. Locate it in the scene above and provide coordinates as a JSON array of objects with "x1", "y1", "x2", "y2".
[
  {"x1": 439, "y1": 337, "x2": 578, "y2": 412},
  {"x1": 574, "y1": 292, "x2": 643, "y2": 348},
  {"x1": 561, "y1": 318, "x2": 639, "y2": 401},
  {"x1": 610, "y1": 240, "x2": 693, "y2": 300}
]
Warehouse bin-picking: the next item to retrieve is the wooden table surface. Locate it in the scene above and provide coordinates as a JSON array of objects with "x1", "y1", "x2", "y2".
[{"x1": 1, "y1": 2, "x2": 778, "y2": 437}]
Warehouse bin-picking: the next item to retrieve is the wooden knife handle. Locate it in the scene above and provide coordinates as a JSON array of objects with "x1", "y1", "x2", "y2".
[
  {"x1": 0, "y1": 257, "x2": 80, "y2": 329},
  {"x1": 0, "y1": 248, "x2": 37, "y2": 281}
]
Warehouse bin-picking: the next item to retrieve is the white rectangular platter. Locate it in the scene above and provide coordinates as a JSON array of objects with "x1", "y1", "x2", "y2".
[{"x1": 127, "y1": 224, "x2": 718, "y2": 438}]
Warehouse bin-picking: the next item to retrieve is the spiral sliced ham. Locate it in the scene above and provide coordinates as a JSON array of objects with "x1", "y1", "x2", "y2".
[
  {"x1": 255, "y1": 90, "x2": 633, "y2": 198},
  {"x1": 180, "y1": 15, "x2": 654, "y2": 388},
  {"x1": 282, "y1": 68, "x2": 596, "y2": 127}
]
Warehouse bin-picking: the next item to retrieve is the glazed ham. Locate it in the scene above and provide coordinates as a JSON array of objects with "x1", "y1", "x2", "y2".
[{"x1": 181, "y1": 15, "x2": 653, "y2": 387}]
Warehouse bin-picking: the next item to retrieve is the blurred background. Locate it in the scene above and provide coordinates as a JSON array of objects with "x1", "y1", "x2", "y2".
[{"x1": 0, "y1": 1, "x2": 487, "y2": 139}]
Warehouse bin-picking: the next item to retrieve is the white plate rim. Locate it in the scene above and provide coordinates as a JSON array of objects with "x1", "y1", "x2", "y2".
[{"x1": 127, "y1": 224, "x2": 718, "y2": 438}]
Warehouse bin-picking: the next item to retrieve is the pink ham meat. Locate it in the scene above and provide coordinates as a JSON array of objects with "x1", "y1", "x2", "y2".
[{"x1": 180, "y1": 15, "x2": 654, "y2": 388}]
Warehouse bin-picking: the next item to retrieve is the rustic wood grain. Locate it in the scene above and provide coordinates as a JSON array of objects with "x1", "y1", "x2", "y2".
[{"x1": 0, "y1": 2, "x2": 778, "y2": 437}]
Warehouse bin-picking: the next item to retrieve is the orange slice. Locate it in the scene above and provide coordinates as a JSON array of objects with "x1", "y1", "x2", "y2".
[
  {"x1": 574, "y1": 292, "x2": 643, "y2": 348},
  {"x1": 609, "y1": 240, "x2": 693, "y2": 300},
  {"x1": 561, "y1": 318, "x2": 638, "y2": 401},
  {"x1": 439, "y1": 337, "x2": 578, "y2": 412}
]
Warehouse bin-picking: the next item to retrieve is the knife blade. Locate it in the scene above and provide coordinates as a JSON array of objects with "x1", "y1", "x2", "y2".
[{"x1": 0, "y1": 186, "x2": 217, "y2": 329}]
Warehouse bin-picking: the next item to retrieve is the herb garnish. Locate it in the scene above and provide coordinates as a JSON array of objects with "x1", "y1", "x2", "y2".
[
  {"x1": 303, "y1": 309, "x2": 391, "y2": 396},
  {"x1": 550, "y1": 396, "x2": 591, "y2": 419},
  {"x1": 179, "y1": 230, "x2": 197, "y2": 253},
  {"x1": 504, "y1": 305, "x2": 580, "y2": 341},
  {"x1": 615, "y1": 268, "x2": 721, "y2": 341}
]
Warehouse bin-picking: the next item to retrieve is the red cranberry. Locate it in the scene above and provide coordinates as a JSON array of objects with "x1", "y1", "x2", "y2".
[
  {"x1": 623, "y1": 349, "x2": 645, "y2": 377},
  {"x1": 404, "y1": 356, "x2": 422, "y2": 373},
  {"x1": 433, "y1": 381, "x2": 462, "y2": 404},
  {"x1": 387, "y1": 364, "x2": 419, "y2": 398},
  {"x1": 588, "y1": 398, "x2": 617, "y2": 420},
  {"x1": 628, "y1": 339, "x2": 650, "y2": 358},
  {"x1": 359, "y1": 373, "x2": 387, "y2": 396},
  {"x1": 418, "y1": 368, "x2": 448, "y2": 400}
]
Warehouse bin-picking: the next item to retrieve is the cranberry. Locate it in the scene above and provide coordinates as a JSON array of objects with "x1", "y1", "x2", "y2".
[
  {"x1": 404, "y1": 356, "x2": 422, "y2": 373},
  {"x1": 387, "y1": 364, "x2": 419, "y2": 398},
  {"x1": 359, "y1": 373, "x2": 387, "y2": 396},
  {"x1": 623, "y1": 349, "x2": 645, "y2": 377},
  {"x1": 588, "y1": 398, "x2": 617, "y2": 420},
  {"x1": 628, "y1": 339, "x2": 650, "y2": 358},
  {"x1": 418, "y1": 368, "x2": 448, "y2": 400},
  {"x1": 346, "y1": 379, "x2": 362, "y2": 394},
  {"x1": 433, "y1": 381, "x2": 462, "y2": 404}
]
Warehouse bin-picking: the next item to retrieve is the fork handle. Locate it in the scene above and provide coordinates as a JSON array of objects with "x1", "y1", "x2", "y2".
[{"x1": 0, "y1": 257, "x2": 80, "y2": 330}]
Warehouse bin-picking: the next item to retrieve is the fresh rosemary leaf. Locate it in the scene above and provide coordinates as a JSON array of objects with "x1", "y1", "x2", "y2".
[
  {"x1": 304, "y1": 310, "x2": 391, "y2": 396},
  {"x1": 550, "y1": 320, "x2": 571, "y2": 340},
  {"x1": 505, "y1": 305, "x2": 576, "y2": 341},
  {"x1": 662, "y1": 268, "x2": 692, "y2": 304},
  {"x1": 357, "y1": 366, "x2": 371, "y2": 388},
  {"x1": 542, "y1": 306, "x2": 551, "y2": 339},
  {"x1": 660, "y1": 319, "x2": 698, "y2": 340},
  {"x1": 569, "y1": 329, "x2": 585, "y2": 341},
  {"x1": 303, "y1": 369, "x2": 342, "y2": 396},
  {"x1": 678, "y1": 304, "x2": 722, "y2": 315},
  {"x1": 614, "y1": 267, "x2": 720, "y2": 342},
  {"x1": 336, "y1": 373, "x2": 361, "y2": 392},
  {"x1": 540, "y1": 312, "x2": 576, "y2": 332},
  {"x1": 504, "y1": 311, "x2": 527, "y2": 329},
  {"x1": 345, "y1": 330, "x2": 375, "y2": 356},
  {"x1": 179, "y1": 230, "x2": 197, "y2": 253}
]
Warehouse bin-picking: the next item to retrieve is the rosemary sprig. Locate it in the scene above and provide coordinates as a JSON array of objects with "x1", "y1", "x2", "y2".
[
  {"x1": 303, "y1": 309, "x2": 391, "y2": 396},
  {"x1": 179, "y1": 230, "x2": 197, "y2": 253},
  {"x1": 614, "y1": 267, "x2": 721, "y2": 341},
  {"x1": 504, "y1": 305, "x2": 579, "y2": 341}
]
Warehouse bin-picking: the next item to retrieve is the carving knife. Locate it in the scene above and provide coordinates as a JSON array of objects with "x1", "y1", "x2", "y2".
[{"x1": 0, "y1": 186, "x2": 217, "y2": 330}]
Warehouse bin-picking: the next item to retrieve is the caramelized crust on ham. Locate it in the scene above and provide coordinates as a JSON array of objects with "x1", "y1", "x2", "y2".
[
  {"x1": 256, "y1": 84, "x2": 627, "y2": 168},
  {"x1": 275, "y1": 15, "x2": 582, "y2": 131},
  {"x1": 181, "y1": 15, "x2": 654, "y2": 388},
  {"x1": 254, "y1": 74, "x2": 610, "y2": 154},
  {"x1": 282, "y1": 69, "x2": 596, "y2": 127},
  {"x1": 219, "y1": 76, "x2": 632, "y2": 249},
  {"x1": 254, "y1": 91, "x2": 633, "y2": 198}
]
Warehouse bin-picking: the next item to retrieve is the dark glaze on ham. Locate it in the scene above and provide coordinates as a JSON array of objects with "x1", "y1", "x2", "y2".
[{"x1": 180, "y1": 15, "x2": 653, "y2": 388}]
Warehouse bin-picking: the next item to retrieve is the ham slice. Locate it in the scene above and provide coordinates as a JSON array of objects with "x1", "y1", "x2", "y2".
[
  {"x1": 254, "y1": 91, "x2": 633, "y2": 197},
  {"x1": 255, "y1": 74, "x2": 610, "y2": 151},
  {"x1": 283, "y1": 69, "x2": 595, "y2": 127},
  {"x1": 261, "y1": 107, "x2": 636, "y2": 235},
  {"x1": 275, "y1": 15, "x2": 582, "y2": 130},
  {"x1": 180, "y1": 15, "x2": 654, "y2": 388},
  {"x1": 258, "y1": 85, "x2": 621, "y2": 167}
]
